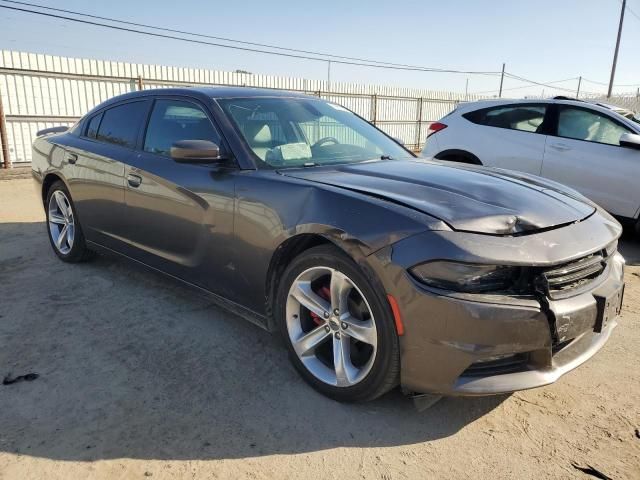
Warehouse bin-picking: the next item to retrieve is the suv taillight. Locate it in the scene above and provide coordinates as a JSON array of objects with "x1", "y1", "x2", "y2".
[{"x1": 427, "y1": 122, "x2": 447, "y2": 137}]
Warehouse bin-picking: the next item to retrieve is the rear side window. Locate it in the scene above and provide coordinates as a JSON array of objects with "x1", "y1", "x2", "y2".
[
  {"x1": 85, "y1": 112, "x2": 102, "y2": 139},
  {"x1": 143, "y1": 99, "x2": 221, "y2": 157},
  {"x1": 465, "y1": 105, "x2": 546, "y2": 133},
  {"x1": 96, "y1": 101, "x2": 148, "y2": 148},
  {"x1": 557, "y1": 107, "x2": 631, "y2": 146}
]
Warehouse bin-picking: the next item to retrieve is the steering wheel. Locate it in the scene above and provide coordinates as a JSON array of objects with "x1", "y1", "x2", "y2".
[{"x1": 312, "y1": 137, "x2": 340, "y2": 148}]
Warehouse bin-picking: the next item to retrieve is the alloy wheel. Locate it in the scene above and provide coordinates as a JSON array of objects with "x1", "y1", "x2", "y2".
[
  {"x1": 286, "y1": 266, "x2": 378, "y2": 387},
  {"x1": 48, "y1": 190, "x2": 75, "y2": 255}
]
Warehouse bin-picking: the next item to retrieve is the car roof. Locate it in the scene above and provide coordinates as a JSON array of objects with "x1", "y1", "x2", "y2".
[
  {"x1": 85, "y1": 86, "x2": 315, "y2": 116},
  {"x1": 107, "y1": 86, "x2": 310, "y2": 103}
]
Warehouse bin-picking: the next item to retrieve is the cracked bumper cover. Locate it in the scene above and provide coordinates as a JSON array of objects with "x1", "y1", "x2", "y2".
[{"x1": 368, "y1": 210, "x2": 624, "y2": 396}]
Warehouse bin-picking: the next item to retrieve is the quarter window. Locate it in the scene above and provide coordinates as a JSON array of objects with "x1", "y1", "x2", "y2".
[
  {"x1": 144, "y1": 99, "x2": 221, "y2": 157},
  {"x1": 96, "y1": 101, "x2": 148, "y2": 148},
  {"x1": 465, "y1": 105, "x2": 546, "y2": 133},
  {"x1": 85, "y1": 112, "x2": 102, "y2": 139},
  {"x1": 557, "y1": 107, "x2": 630, "y2": 146}
]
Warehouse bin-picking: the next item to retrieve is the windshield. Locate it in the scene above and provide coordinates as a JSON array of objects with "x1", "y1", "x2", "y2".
[{"x1": 217, "y1": 97, "x2": 411, "y2": 167}]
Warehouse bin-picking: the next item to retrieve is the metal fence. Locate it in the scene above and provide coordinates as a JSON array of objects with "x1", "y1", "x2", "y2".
[
  {"x1": 0, "y1": 50, "x2": 490, "y2": 166},
  {"x1": 2, "y1": 50, "x2": 639, "y2": 167}
]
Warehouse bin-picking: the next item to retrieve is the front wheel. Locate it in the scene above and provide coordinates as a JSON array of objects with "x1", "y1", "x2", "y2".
[{"x1": 275, "y1": 245, "x2": 400, "y2": 402}]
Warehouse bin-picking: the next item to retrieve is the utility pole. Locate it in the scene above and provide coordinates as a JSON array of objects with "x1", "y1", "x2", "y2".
[
  {"x1": 576, "y1": 76, "x2": 582, "y2": 99},
  {"x1": 608, "y1": 0, "x2": 626, "y2": 98},
  {"x1": 498, "y1": 63, "x2": 505, "y2": 98},
  {"x1": 0, "y1": 86, "x2": 10, "y2": 169},
  {"x1": 465, "y1": 78, "x2": 469, "y2": 100},
  {"x1": 327, "y1": 61, "x2": 331, "y2": 93}
]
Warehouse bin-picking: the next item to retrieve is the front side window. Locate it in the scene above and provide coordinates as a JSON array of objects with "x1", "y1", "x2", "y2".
[
  {"x1": 96, "y1": 101, "x2": 148, "y2": 148},
  {"x1": 144, "y1": 99, "x2": 221, "y2": 157},
  {"x1": 465, "y1": 105, "x2": 546, "y2": 133},
  {"x1": 557, "y1": 107, "x2": 631, "y2": 145},
  {"x1": 218, "y1": 97, "x2": 409, "y2": 167}
]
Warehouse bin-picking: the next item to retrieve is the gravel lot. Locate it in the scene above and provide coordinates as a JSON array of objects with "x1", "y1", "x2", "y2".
[{"x1": 0, "y1": 178, "x2": 639, "y2": 479}]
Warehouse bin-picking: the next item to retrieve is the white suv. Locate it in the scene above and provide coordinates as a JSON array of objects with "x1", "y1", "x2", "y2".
[{"x1": 422, "y1": 97, "x2": 640, "y2": 228}]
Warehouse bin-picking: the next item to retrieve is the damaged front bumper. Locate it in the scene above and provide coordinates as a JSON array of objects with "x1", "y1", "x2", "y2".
[{"x1": 369, "y1": 210, "x2": 625, "y2": 396}]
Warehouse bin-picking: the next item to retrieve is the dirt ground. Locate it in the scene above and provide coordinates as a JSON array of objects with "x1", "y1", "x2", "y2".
[{"x1": 0, "y1": 178, "x2": 638, "y2": 480}]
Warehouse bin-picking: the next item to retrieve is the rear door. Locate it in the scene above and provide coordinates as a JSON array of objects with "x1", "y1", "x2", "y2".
[
  {"x1": 461, "y1": 103, "x2": 549, "y2": 174},
  {"x1": 119, "y1": 96, "x2": 238, "y2": 299},
  {"x1": 66, "y1": 99, "x2": 150, "y2": 249},
  {"x1": 541, "y1": 105, "x2": 640, "y2": 217}
]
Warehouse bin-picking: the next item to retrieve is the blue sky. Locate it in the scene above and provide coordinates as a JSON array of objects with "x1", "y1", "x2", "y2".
[{"x1": 1, "y1": 0, "x2": 639, "y2": 97}]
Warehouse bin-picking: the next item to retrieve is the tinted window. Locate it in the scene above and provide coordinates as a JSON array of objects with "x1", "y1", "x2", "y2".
[
  {"x1": 96, "y1": 101, "x2": 148, "y2": 148},
  {"x1": 85, "y1": 112, "x2": 102, "y2": 139},
  {"x1": 466, "y1": 105, "x2": 546, "y2": 133},
  {"x1": 557, "y1": 107, "x2": 631, "y2": 146},
  {"x1": 144, "y1": 99, "x2": 221, "y2": 157}
]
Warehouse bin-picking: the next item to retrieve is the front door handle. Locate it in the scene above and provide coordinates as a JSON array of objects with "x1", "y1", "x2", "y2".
[
  {"x1": 66, "y1": 153, "x2": 78, "y2": 164},
  {"x1": 127, "y1": 174, "x2": 142, "y2": 188},
  {"x1": 549, "y1": 143, "x2": 571, "y2": 152}
]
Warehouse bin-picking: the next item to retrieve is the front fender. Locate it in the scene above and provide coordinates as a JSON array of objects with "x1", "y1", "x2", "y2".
[{"x1": 233, "y1": 171, "x2": 448, "y2": 314}]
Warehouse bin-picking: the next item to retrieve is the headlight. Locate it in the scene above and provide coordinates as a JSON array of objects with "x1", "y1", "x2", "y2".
[{"x1": 410, "y1": 261, "x2": 521, "y2": 293}]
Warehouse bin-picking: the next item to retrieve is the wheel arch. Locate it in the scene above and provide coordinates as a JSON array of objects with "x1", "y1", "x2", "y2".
[
  {"x1": 265, "y1": 233, "x2": 335, "y2": 331},
  {"x1": 435, "y1": 149, "x2": 482, "y2": 165},
  {"x1": 41, "y1": 172, "x2": 67, "y2": 206}
]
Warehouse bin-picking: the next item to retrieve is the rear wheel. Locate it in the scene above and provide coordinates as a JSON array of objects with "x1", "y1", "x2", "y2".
[
  {"x1": 45, "y1": 181, "x2": 93, "y2": 262},
  {"x1": 275, "y1": 245, "x2": 399, "y2": 402}
]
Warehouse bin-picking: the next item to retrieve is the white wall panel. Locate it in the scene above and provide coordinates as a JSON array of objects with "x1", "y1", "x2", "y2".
[{"x1": 2, "y1": 49, "x2": 637, "y2": 165}]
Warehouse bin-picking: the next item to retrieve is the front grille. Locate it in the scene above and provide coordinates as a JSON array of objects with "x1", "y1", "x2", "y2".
[
  {"x1": 537, "y1": 253, "x2": 607, "y2": 298},
  {"x1": 462, "y1": 353, "x2": 528, "y2": 377},
  {"x1": 552, "y1": 338, "x2": 573, "y2": 355}
]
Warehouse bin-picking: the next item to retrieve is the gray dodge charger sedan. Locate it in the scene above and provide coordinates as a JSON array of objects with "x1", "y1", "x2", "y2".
[{"x1": 32, "y1": 87, "x2": 625, "y2": 402}]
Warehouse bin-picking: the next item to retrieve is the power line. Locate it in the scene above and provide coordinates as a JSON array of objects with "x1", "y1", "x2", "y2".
[
  {"x1": 582, "y1": 77, "x2": 640, "y2": 87},
  {"x1": 619, "y1": 0, "x2": 640, "y2": 22},
  {"x1": 471, "y1": 76, "x2": 582, "y2": 95},
  {"x1": 502, "y1": 73, "x2": 582, "y2": 93},
  {"x1": 0, "y1": 1, "x2": 500, "y2": 76},
  {"x1": 1, "y1": 0, "x2": 634, "y2": 92}
]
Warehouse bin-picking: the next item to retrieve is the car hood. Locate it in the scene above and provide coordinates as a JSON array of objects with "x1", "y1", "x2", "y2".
[{"x1": 280, "y1": 159, "x2": 595, "y2": 235}]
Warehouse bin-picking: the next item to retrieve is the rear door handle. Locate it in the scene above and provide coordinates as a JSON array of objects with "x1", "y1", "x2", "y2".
[
  {"x1": 127, "y1": 173, "x2": 142, "y2": 188},
  {"x1": 66, "y1": 153, "x2": 77, "y2": 164},
  {"x1": 549, "y1": 143, "x2": 571, "y2": 152}
]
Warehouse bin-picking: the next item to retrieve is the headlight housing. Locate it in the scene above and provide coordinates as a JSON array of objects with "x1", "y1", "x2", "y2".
[{"x1": 410, "y1": 261, "x2": 522, "y2": 294}]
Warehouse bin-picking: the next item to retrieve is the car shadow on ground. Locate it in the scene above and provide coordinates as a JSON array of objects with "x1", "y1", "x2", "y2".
[{"x1": 0, "y1": 222, "x2": 508, "y2": 462}]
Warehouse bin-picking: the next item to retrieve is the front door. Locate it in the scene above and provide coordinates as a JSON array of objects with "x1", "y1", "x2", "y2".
[
  {"x1": 541, "y1": 105, "x2": 640, "y2": 218},
  {"x1": 120, "y1": 97, "x2": 238, "y2": 300}
]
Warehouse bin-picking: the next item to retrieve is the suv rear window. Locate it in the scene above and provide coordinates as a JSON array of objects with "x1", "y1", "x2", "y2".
[{"x1": 464, "y1": 105, "x2": 546, "y2": 133}]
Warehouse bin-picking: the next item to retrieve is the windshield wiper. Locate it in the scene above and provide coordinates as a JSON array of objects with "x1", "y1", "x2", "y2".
[{"x1": 380, "y1": 155, "x2": 394, "y2": 160}]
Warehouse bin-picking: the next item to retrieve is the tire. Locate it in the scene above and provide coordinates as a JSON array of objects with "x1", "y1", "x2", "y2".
[
  {"x1": 45, "y1": 180, "x2": 94, "y2": 263},
  {"x1": 275, "y1": 244, "x2": 400, "y2": 402}
]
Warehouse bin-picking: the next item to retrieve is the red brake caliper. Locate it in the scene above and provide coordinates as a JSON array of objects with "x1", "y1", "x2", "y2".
[{"x1": 310, "y1": 285, "x2": 331, "y2": 326}]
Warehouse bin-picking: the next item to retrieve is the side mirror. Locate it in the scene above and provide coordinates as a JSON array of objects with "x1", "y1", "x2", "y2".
[
  {"x1": 170, "y1": 140, "x2": 226, "y2": 163},
  {"x1": 619, "y1": 132, "x2": 640, "y2": 150}
]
